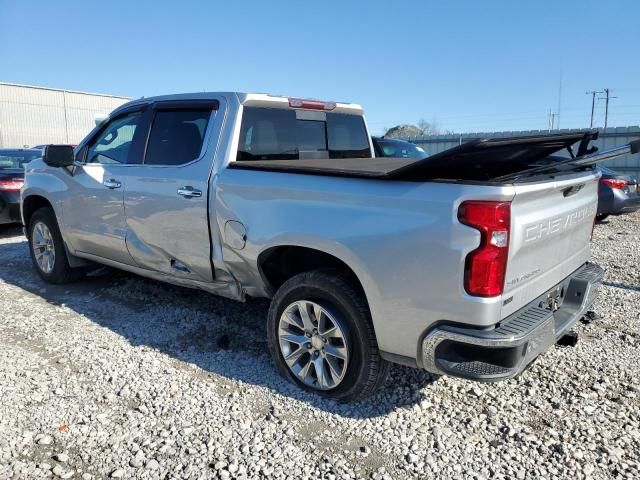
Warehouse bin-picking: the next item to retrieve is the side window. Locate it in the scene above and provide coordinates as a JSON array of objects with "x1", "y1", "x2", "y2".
[
  {"x1": 86, "y1": 112, "x2": 141, "y2": 164},
  {"x1": 144, "y1": 109, "x2": 211, "y2": 166}
]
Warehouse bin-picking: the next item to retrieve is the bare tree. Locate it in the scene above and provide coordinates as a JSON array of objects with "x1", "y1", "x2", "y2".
[
  {"x1": 417, "y1": 118, "x2": 441, "y2": 136},
  {"x1": 384, "y1": 119, "x2": 451, "y2": 139}
]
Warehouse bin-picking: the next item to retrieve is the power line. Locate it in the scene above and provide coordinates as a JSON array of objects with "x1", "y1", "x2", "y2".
[
  {"x1": 366, "y1": 104, "x2": 640, "y2": 127},
  {"x1": 367, "y1": 103, "x2": 640, "y2": 133}
]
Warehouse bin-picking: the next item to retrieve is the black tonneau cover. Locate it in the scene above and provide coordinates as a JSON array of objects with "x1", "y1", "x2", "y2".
[
  {"x1": 228, "y1": 131, "x2": 601, "y2": 182},
  {"x1": 228, "y1": 157, "x2": 417, "y2": 178}
]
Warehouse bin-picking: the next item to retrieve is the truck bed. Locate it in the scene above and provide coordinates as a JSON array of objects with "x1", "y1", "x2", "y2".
[{"x1": 228, "y1": 131, "x2": 597, "y2": 182}]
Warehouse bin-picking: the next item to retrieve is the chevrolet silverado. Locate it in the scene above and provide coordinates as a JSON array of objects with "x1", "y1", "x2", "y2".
[{"x1": 21, "y1": 92, "x2": 638, "y2": 400}]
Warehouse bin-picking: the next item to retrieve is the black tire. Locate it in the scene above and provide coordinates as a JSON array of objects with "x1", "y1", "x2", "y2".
[
  {"x1": 28, "y1": 207, "x2": 85, "y2": 284},
  {"x1": 267, "y1": 270, "x2": 390, "y2": 401},
  {"x1": 596, "y1": 214, "x2": 609, "y2": 222}
]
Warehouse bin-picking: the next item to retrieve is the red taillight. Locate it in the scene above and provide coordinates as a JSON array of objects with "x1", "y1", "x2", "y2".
[
  {"x1": 600, "y1": 178, "x2": 628, "y2": 189},
  {"x1": 288, "y1": 98, "x2": 337, "y2": 111},
  {"x1": 458, "y1": 201, "x2": 511, "y2": 297},
  {"x1": 0, "y1": 179, "x2": 24, "y2": 192}
]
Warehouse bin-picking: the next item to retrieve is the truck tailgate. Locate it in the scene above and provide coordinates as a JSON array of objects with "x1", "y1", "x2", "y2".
[{"x1": 501, "y1": 171, "x2": 598, "y2": 318}]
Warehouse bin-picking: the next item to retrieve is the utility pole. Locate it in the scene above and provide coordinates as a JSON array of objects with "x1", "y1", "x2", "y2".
[
  {"x1": 548, "y1": 110, "x2": 556, "y2": 132},
  {"x1": 585, "y1": 90, "x2": 602, "y2": 128},
  {"x1": 599, "y1": 88, "x2": 618, "y2": 129},
  {"x1": 556, "y1": 72, "x2": 562, "y2": 129}
]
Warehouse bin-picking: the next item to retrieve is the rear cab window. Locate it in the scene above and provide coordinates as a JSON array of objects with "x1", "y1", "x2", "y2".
[{"x1": 237, "y1": 107, "x2": 371, "y2": 161}]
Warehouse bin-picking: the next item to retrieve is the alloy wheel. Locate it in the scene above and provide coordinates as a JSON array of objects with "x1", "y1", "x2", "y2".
[
  {"x1": 32, "y1": 222, "x2": 55, "y2": 274},
  {"x1": 278, "y1": 300, "x2": 350, "y2": 390}
]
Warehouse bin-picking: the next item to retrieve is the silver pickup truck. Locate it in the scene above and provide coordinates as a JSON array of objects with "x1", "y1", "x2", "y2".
[{"x1": 22, "y1": 92, "x2": 637, "y2": 401}]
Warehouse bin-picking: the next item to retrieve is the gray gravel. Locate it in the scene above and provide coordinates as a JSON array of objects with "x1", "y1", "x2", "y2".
[{"x1": 0, "y1": 211, "x2": 638, "y2": 479}]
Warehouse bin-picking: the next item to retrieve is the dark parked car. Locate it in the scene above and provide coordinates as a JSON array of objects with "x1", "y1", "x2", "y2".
[
  {"x1": 0, "y1": 149, "x2": 42, "y2": 225},
  {"x1": 596, "y1": 165, "x2": 640, "y2": 221},
  {"x1": 372, "y1": 136, "x2": 427, "y2": 159}
]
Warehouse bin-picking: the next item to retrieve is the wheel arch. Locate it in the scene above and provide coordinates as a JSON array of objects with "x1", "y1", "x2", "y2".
[
  {"x1": 22, "y1": 195, "x2": 54, "y2": 227},
  {"x1": 22, "y1": 194, "x2": 90, "y2": 268},
  {"x1": 257, "y1": 245, "x2": 370, "y2": 304}
]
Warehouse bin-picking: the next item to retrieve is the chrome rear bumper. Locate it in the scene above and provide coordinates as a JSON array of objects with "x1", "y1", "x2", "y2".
[{"x1": 421, "y1": 262, "x2": 604, "y2": 381}]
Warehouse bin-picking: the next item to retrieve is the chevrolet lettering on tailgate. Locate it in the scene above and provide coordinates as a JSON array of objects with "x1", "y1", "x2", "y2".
[{"x1": 524, "y1": 204, "x2": 597, "y2": 243}]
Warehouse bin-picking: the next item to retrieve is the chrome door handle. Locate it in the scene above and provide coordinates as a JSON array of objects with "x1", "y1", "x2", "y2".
[
  {"x1": 177, "y1": 186, "x2": 202, "y2": 198},
  {"x1": 103, "y1": 179, "x2": 121, "y2": 189}
]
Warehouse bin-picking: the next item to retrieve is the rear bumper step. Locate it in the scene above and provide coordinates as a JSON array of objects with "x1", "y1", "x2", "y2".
[{"x1": 422, "y1": 262, "x2": 604, "y2": 381}]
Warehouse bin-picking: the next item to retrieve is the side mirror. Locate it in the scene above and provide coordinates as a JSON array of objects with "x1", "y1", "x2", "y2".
[{"x1": 43, "y1": 145, "x2": 75, "y2": 168}]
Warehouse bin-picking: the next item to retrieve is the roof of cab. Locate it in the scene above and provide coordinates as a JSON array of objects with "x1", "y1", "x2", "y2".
[{"x1": 111, "y1": 92, "x2": 364, "y2": 116}]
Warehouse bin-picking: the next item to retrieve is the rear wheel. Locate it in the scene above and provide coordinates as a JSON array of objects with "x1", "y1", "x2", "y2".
[
  {"x1": 267, "y1": 270, "x2": 390, "y2": 401},
  {"x1": 596, "y1": 213, "x2": 609, "y2": 222},
  {"x1": 28, "y1": 207, "x2": 85, "y2": 284}
]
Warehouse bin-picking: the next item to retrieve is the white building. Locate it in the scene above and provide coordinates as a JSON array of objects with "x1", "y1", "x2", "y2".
[{"x1": 0, "y1": 82, "x2": 130, "y2": 148}]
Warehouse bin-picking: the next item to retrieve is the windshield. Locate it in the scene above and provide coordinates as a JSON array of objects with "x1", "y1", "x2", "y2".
[
  {"x1": 376, "y1": 139, "x2": 426, "y2": 159},
  {"x1": 0, "y1": 150, "x2": 42, "y2": 169}
]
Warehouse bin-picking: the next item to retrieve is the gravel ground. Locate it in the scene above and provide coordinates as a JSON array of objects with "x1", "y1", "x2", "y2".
[{"x1": 0, "y1": 211, "x2": 638, "y2": 480}]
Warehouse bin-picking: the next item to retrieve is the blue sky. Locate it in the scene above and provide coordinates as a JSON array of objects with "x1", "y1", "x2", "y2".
[{"x1": 1, "y1": 0, "x2": 639, "y2": 135}]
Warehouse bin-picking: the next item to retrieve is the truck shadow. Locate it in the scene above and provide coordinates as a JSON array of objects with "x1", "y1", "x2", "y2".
[
  {"x1": 0, "y1": 238, "x2": 438, "y2": 418},
  {"x1": 601, "y1": 280, "x2": 640, "y2": 292},
  {"x1": 0, "y1": 223, "x2": 23, "y2": 239}
]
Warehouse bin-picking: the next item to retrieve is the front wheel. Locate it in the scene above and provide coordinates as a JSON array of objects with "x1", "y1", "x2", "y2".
[
  {"x1": 267, "y1": 270, "x2": 390, "y2": 401},
  {"x1": 596, "y1": 214, "x2": 609, "y2": 222},
  {"x1": 28, "y1": 207, "x2": 85, "y2": 284}
]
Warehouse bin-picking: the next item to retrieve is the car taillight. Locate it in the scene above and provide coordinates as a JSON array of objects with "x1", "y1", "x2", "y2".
[
  {"x1": 458, "y1": 201, "x2": 511, "y2": 297},
  {"x1": 600, "y1": 178, "x2": 628, "y2": 189},
  {"x1": 0, "y1": 179, "x2": 24, "y2": 192},
  {"x1": 288, "y1": 98, "x2": 337, "y2": 111}
]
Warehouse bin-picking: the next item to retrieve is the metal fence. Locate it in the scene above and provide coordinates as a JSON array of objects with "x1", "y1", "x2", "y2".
[{"x1": 400, "y1": 126, "x2": 640, "y2": 179}]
